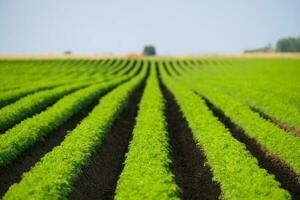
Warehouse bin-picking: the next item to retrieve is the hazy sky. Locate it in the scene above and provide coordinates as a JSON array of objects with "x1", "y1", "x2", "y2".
[{"x1": 0, "y1": 0, "x2": 299, "y2": 55}]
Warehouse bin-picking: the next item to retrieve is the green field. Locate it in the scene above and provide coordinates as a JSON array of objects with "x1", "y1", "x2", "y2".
[{"x1": 0, "y1": 57, "x2": 299, "y2": 200}]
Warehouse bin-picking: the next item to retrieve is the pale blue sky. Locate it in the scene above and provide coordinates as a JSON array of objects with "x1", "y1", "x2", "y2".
[{"x1": 0, "y1": 0, "x2": 299, "y2": 55}]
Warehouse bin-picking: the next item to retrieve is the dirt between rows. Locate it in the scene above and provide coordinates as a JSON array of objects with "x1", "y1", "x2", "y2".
[
  {"x1": 0, "y1": 96, "x2": 101, "y2": 197},
  {"x1": 162, "y1": 84, "x2": 221, "y2": 200},
  {"x1": 0, "y1": 60, "x2": 142, "y2": 198},
  {"x1": 202, "y1": 95, "x2": 300, "y2": 199},
  {"x1": 156, "y1": 63, "x2": 221, "y2": 200},
  {"x1": 69, "y1": 69, "x2": 148, "y2": 200},
  {"x1": 251, "y1": 107, "x2": 300, "y2": 137}
]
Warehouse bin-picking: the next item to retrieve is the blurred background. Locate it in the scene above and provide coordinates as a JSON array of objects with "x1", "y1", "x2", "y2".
[{"x1": 0, "y1": 0, "x2": 299, "y2": 55}]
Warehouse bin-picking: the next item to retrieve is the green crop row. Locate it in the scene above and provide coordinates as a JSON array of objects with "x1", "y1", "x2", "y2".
[
  {"x1": 0, "y1": 58, "x2": 135, "y2": 108},
  {"x1": 0, "y1": 59, "x2": 141, "y2": 131},
  {"x1": 0, "y1": 59, "x2": 102, "y2": 90},
  {"x1": 2, "y1": 62, "x2": 147, "y2": 200},
  {"x1": 209, "y1": 81, "x2": 300, "y2": 131},
  {"x1": 174, "y1": 58, "x2": 300, "y2": 130},
  {"x1": 168, "y1": 64, "x2": 300, "y2": 177},
  {"x1": 105, "y1": 58, "x2": 130, "y2": 75},
  {"x1": 160, "y1": 63, "x2": 290, "y2": 199},
  {"x1": 114, "y1": 63, "x2": 179, "y2": 200},
  {"x1": 200, "y1": 61, "x2": 299, "y2": 130},
  {"x1": 0, "y1": 82, "x2": 90, "y2": 131},
  {"x1": 0, "y1": 57, "x2": 299, "y2": 199},
  {"x1": 0, "y1": 74, "x2": 130, "y2": 166}
]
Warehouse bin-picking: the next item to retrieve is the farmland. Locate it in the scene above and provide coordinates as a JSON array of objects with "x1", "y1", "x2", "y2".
[{"x1": 0, "y1": 56, "x2": 299, "y2": 200}]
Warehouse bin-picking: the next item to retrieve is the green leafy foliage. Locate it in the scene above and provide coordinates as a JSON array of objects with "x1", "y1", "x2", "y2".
[
  {"x1": 0, "y1": 77, "x2": 127, "y2": 166},
  {"x1": 0, "y1": 59, "x2": 140, "y2": 131},
  {"x1": 0, "y1": 57, "x2": 299, "y2": 199},
  {"x1": 179, "y1": 58, "x2": 300, "y2": 130},
  {"x1": 161, "y1": 63, "x2": 291, "y2": 199},
  {"x1": 115, "y1": 63, "x2": 179, "y2": 200},
  {"x1": 0, "y1": 82, "x2": 89, "y2": 131},
  {"x1": 0, "y1": 58, "x2": 133, "y2": 107},
  {"x1": 169, "y1": 59, "x2": 300, "y2": 176},
  {"x1": 2, "y1": 64, "x2": 147, "y2": 200}
]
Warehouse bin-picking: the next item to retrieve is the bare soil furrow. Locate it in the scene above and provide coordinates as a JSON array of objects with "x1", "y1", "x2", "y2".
[{"x1": 201, "y1": 95, "x2": 300, "y2": 199}]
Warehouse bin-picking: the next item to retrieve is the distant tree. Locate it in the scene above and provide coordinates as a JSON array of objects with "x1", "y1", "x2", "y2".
[
  {"x1": 143, "y1": 45, "x2": 156, "y2": 56},
  {"x1": 64, "y1": 50, "x2": 72, "y2": 55},
  {"x1": 276, "y1": 37, "x2": 300, "y2": 52}
]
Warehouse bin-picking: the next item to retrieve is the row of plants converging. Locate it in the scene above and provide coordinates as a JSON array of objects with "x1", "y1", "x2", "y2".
[{"x1": 0, "y1": 57, "x2": 299, "y2": 199}]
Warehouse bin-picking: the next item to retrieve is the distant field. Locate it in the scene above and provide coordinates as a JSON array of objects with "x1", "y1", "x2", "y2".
[{"x1": 0, "y1": 57, "x2": 299, "y2": 200}]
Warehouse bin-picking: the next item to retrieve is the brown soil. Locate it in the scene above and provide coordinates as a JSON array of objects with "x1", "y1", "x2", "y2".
[
  {"x1": 276, "y1": 122, "x2": 300, "y2": 137},
  {"x1": 157, "y1": 65, "x2": 220, "y2": 200},
  {"x1": 68, "y1": 68, "x2": 148, "y2": 200},
  {"x1": 251, "y1": 107, "x2": 300, "y2": 137},
  {"x1": 0, "y1": 88, "x2": 84, "y2": 133},
  {"x1": 202, "y1": 95, "x2": 300, "y2": 199},
  {"x1": 0, "y1": 96, "x2": 101, "y2": 197}
]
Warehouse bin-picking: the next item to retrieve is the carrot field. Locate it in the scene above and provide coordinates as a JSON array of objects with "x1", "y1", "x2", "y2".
[{"x1": 0, "y1": 57, "x2": 299, "y2": 200}]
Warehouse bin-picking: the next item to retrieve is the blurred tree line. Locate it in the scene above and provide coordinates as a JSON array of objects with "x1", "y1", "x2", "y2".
[
  {"x1": 244, "y1": 36, "x2": 300, "y2": 53},
  {"x1": 276, "y1": 37, "x2": 300, "y2": 52}
]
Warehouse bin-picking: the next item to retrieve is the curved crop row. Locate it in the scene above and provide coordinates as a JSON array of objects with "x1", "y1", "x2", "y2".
[
  {"x1": 176, "y1": 59, "x2": 300, "y2": 130},
  {"x1": 0, "y1": 59, "x2": 140, "y2": 131},
  {"x1": 0, "y1": 59, "x2": 102, "y2": 91},
  {"x1": 114, "y1": 63, "x2": 179, "y2": 200},
  {"x1": 0, "y1": 58, "x2": 125, "y2": 107},
  {"x1": 208, "y1": 82, "x2": 300, "y2": 131},
  {"x1": 0, "y1": 82, "x2": 90, "y2": 131},
  {"x1": 1, "y1": 60, "x2": 105, "y2": 100},
  {"x1": 166, "y1": 60, "x2": 300, "y2": 175},
  {"x1": 2, "y1": 63, "x2": 148, "y2": 200},
  {"x1": 160, "y1": 64, "x2": 290, "y2": 199},
  {"x1": 171, "y1": 68, "x2": 300, "y2": 177},
  {"x1": 0, "y1": 74, "x2": 130, "y2": 166},
  {"x1": 106, "y1": 59, "x2": 131, "y2": 75}
]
